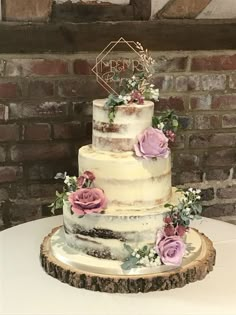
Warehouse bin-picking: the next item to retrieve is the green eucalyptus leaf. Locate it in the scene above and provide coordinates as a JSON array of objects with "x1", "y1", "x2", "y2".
[
  {"x1": 121, "y1": 256, "x2": 139, "y2": 270},
  {"x1": 124, "y1": 243, "x2": 134, "y2": 254}
]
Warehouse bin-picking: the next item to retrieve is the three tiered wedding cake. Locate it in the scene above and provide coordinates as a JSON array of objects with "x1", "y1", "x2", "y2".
[
  {"x1": 40, "y1": 40, "x2": 215, "y2": 293},
  {"x1": 40, "y1": 98, "x2": 215, "y2": 293}
]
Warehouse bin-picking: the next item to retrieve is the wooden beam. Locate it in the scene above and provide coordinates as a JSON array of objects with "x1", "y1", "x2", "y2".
[
  {"x1": 130, "y1": 0, "x2": 151, "y2": 20},
  {"x1": 0, "y1": 20, "x2": 235, "y2": 53},
  {"x1": 51, "y1": 2, "x2": 134, "y2": 22}
]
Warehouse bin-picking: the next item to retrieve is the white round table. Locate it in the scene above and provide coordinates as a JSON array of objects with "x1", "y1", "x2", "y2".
[{"x1": 0, "y1": 216, "x2": 236, "y2": 315}]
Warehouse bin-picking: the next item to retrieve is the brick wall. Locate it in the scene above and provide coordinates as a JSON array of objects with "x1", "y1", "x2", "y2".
[{"x1": 0, "y1": 51, "x2": 236, "y2": 230}]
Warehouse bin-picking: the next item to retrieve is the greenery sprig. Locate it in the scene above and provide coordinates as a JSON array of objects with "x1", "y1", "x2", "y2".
[
  {"x1": 121, "y1": 244, "x2": 160, "y2": 270},
  {"x1": 152, "y1": 110, "x2": 179, "y2": 134},
  {"x1": 164, "y1": 188, "x2": 202, "y2": 229}
]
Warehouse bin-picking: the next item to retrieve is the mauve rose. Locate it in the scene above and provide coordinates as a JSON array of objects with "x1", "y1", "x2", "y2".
[
  {"x1": 77, "y1": 176, "x2": 86, "y2": 188},
  {"x1": 83, "y1": 171, "x2": 95, "y2": 181},
  {"x1": 68, "y1": 188, "x2": 107, "y2": 215},
  {"x1": 176, "y1": 225, "x2": 187, "y2": 237},
  {"x1": 155, "y1": 231, "x2": 186, "y2": 266},
  {"x1": 164, "y1": 224, "x2": 176, "y2": 236},
  {"x1": 134, "y1": 127, "x2": 169, "y2": 159},
  {"x1": 77, "y1": 171, "x2": 95, "y2": 188}
]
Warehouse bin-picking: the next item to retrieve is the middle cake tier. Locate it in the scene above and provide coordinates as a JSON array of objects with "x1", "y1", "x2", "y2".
[{"x1": 79, "y1": 145, "x2": 172, "y2": 211}]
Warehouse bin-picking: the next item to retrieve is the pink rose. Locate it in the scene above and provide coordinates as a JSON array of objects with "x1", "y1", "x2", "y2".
[
  {"x1": 68, "y1": 188, "x2": 107, "y2": 215},
  {"x1": 134, "y1": 127, "x2": 169, "y2": 159},
  {"x1": 77, "y1": 171, "x2": 95, "y2": 188},
  {"x1": 155, "y1": 231, "x2": 186, "y2": 266}
]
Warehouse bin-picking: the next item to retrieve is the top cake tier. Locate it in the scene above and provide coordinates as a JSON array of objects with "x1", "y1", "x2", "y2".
[{"x1": 92, "y1": 99, "x2": 154, "y2": 152}]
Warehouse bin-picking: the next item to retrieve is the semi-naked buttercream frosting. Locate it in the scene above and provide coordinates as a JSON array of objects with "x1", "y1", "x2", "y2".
[
  {"x1": 93, "y1": 99, "x2": 154, "y2": 152},
  {"x1": 79, "y1": 145, "x2": 172, "y2": 210},
  {"x1": 63, "y1": 99, "x2": 181, "y2": 267}
]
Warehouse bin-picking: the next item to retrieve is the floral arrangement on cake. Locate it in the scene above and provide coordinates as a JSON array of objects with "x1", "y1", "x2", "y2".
[
  {"x1": 104, "y1": 42, "x2": 179, "y2": 159},
  {"x1": 121, "y1": 188, "x2": 202, "y2": 270},
  {"x1": 49, "y1": 171, "x2": 107, "y2": 216},
  {"x1": 105, "y1": 42, "x2": 159, "y2": 123}
]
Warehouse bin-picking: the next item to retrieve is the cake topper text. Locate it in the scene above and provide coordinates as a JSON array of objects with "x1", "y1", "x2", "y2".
[{"x1": 92, "y1": 37, "x2": 146, "y2": 95}]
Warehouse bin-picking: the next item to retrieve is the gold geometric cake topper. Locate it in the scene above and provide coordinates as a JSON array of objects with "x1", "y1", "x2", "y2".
[{"x1": 92, "y1": 37, "x2": 146, "y2": 96}]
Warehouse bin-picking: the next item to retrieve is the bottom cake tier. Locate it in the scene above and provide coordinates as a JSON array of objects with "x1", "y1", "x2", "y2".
[
  {"x1": 63, "y1": 188, "x2": 181, "y2": 261},
  {"x1": 40, "y1": 226, "x2": 216, "y2": 293}
]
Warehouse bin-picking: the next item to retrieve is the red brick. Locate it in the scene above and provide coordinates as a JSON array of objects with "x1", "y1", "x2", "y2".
[
  {"x1": 4, "y1": 0, "x2": 52, "y2": 22},
  {"x1": 201, "y1": 188, "x2": 215, "y2": 201},
  {"x1": 73, "y1": 59, "x2": 94, "y2": 75},
  {"x1": 28, "y1": 80, "x2": 54, "y2": 98},
  {"x1": 203, "y1": 203, "x2": 236, "y2": 218},
  {"x1": 53, "y1": 122, "x2": 81, "y2": 139},
  {"x1": 178, "y1": 116, "x2": 193, "y2": 130},
  {"x1": 9, "y1": 200, "x2": 42, "y2": 225},
  {"x1": 0, "y1": 124, "x2": 19, "y2": 141},
  {"x1": 57, "y1": 78, "x2": 106, "y2": 99},
  {"x1": 0, "y1": 82, "x2": 20, "y2": 98},
  {"x1": 222, "y1": 114, "x2": 236, "y2": 128},
  {"x1": 169, "y1": 134, "x2": 185, "y2": 149},
  {"x1": 175, "y1": 75, "x2": 201, "y2": 92},
  {"x1": 152, "y1": 75, "x2": 174, "y2": 92},
  {"x1": 23, "y1": 123, "x2": 51, "y2": 141},
  {"x1": 6, "y1": 58, "x2": 69, "y2": 77},
  {"x1": 229, "y1": 74, "x2": 236, "y2": 89},
  {"x1": 190, "y1": 95, "x2": 212, "y2": 110},
  {"x1": 0, "y1": 146, "x2": 6, "y2": 162},
  {"x1": 5, "y1": 59, "x2": 30, "y2": 76},
  {"x1": 205, "y1": 169, "x2": 230, "y2": 181},
  {"x1": 217, "y1": 185, "x2": 236, "y2": 199},
  {"x1": 154, "y1": 56, "x2": 188, "y2": 72},
  {"x1": 26, "y1": 163, "x2": 54, "y2": 180},
  {"x1": 0, "y1": 188, "x2": 8, "y2": 201},
  {"x1": 192, "y1": 55, "x2": 236, "y2": 71},
  {"x1": 179, "y1": 171, "x2": 202, "y2": 184},
  {"x1": 9, "y1": 101, "x2": 67, "y2": 119},
  {"x1": 0, "y1": 166, "x2": 22, "y2": 183},
  {"x1": 0, "y1": 105, "x2": 9, "y2": 121},
  {"x1": 86, "y1": 121, "x2": 92, "y2": 138},
  {"x1": 156, "y1": 96, "x2": 185, "y2": 112},
  {"x1": 212, "y1": 94, "x2": 236, "y2": 110},
  {"x1": 201, "y1": 74, "x2": 226, "y2": 91},
  {"x1": 189, "y1": 133, "x2": 236, "y2": 148},
  {"x1": 28, "y1": 183, "x2": 63, "y2": 198},
  {"x1": 0, "y1": 60, "x2": 5, "y2": 76},
  {"x1": 10, "y1": 143, "x2": 72, "y2": 162},
  {"x1": 173, "y1": 153, "x2": 200, "y2": 169},
  {"x1": 204, "y1": 149, "x2": 236, "y2": 166},
  {"x1": 73, "y1": 101, "x2": 92, "y2": 117},
  {"x1": 31, "y1": 59, "x2": 69, "y2": 76},
  {"x1": 194, "y1": 115, "x2": 221, "y2": 130}
]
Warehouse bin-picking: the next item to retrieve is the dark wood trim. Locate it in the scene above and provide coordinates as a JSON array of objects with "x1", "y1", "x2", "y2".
[
  {"x1": 0, "y1": 20, "x2": 236, "y2": 53},
  {"x1": 51, "y1": 2, "x2": 134, "y2": 22},
  {"x1": 130, "y1": 0, "x2": 151, "y2": 20}
]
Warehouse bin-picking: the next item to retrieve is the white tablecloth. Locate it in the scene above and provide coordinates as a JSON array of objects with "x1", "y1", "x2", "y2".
[{"x1": 0, "y1": 216, "x2": 236, "y2": 315}]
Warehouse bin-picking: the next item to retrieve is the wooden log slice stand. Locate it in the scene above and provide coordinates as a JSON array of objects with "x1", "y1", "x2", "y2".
[{"x1": 40, "y1": 227, "x2": 216, "y2": 293}]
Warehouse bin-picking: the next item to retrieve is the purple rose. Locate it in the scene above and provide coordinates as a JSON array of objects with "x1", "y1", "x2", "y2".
[
  {"x1": 134, "y1": 127, "x2": 169, "y2": 159},
  {"x1": 68, "y1": 188, "x2": 107, "y2": 215},
  {"x1": 155, "y1": 231, "x2": 186, "y2": 266}
]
